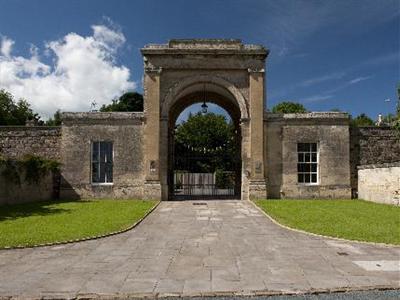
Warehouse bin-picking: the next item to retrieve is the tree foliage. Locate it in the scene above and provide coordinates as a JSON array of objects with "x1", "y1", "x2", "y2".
[
  {"x1": 175, "y1": 112, "x2": 236, "y2": 152},
  {"x1": 397, "y1": 82, "x2": 400, "y2": 114},
  {"x1": 174, "y1": 112, "x2": 239, "y2": 173},
  {"x1": 271, "y1": 101, "x2": 308, "y2": 113},
  {"x1": 0, "y1": 89, "x2": 40, "y2": 125},
  {"x1": 45, "y1": 110, "x2": 62, "y2": 126},
  {"x1": 100, "y1": 92, "x2": 143, "y2": 112},
  {"x1": 395, "y1": 82, "x2": 400, "y2": 132},
  {"x1": 351, "y1": 113, "x2": 375, "y2": 127}
]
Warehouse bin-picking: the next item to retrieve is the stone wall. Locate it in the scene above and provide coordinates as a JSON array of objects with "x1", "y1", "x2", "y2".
[
  {"x1": 350, "y1": 127, "x2": 400, "y2": 197},
  {"x1": 265, "y1": 113, "x2": 352, "y2": 199},
  {"x1": 0, "y1": 165, "x2": 56, "y2": 205},
  {"x1": 0, "y1": 127, "x2": 61, "y2": 160},
  {"x1": 1, "y1": 115, "x2": 397, "y2": 202},
  {"x1": 358, "y1": 162, "x2": 400, "y2": 205},
  {"x1": 60, "y1": 112, "x2": 146, "y2": 200}
]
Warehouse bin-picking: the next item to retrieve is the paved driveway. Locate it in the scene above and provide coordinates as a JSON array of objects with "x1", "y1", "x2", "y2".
[{"x1": 0, "y1": 200, "x2": 399, "y2": 298}]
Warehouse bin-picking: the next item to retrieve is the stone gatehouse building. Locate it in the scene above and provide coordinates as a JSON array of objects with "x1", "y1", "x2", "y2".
[
  {"x1": 60, "y1": 39, "x2": 352, "y2": 201},
  {"x1": 1, "y1": 39, "x2": 399, "y2": 203}
]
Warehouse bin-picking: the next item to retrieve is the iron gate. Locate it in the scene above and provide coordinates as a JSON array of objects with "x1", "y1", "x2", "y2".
[{"x1": 169, "y1": 151, "x2": 241, "y2": 200}]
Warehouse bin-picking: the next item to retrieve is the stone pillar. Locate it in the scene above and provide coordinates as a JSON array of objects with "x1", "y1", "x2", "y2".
[
  {"x1": 143, "y1": 67, "x2": 162, "y2": 200},
  {"x1": 240, "y1": 118, "x2": 251, "y2": 200},
  {"x1": 159, "y1": 117, "x2": 169, "y2": 200},
  {"x1": 248, "y1": 68, "x2": 267, "y2": 199}
]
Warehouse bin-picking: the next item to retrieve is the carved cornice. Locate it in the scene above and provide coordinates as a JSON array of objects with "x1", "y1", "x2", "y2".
[
  {"x1": 248, "y1": 67, "x2": 265, "y2": 73},
  {"x1": 144, "y1": 66, "x2": 162, "y2": 74}
]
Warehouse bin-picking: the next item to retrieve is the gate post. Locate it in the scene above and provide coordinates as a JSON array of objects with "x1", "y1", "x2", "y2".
[
  {"x1": 143, "y1": 66, "x2": 162, "y2": 200},
  {"x1": 248, "y1": 68, "x2": 268, "y2": 200},
  {"x1": 240, "y1": 118, "x2": 251, "y2": 200}
]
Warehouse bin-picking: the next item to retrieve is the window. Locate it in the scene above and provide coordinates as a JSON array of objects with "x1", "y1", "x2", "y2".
[
  {"x1": 92, "y1": 141, "x2": 113, "y2": 184},
  {"x1": 297, "y1": 143, "x2": 318, "y2": 184}
]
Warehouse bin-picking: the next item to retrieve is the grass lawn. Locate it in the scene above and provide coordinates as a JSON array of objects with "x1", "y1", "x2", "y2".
[
  {"x1": 255, "y1": 199, "x2": 400, "y2": 245},
  {"x1": 0, "y1": 199, "x2": 157, "y2": 248}
]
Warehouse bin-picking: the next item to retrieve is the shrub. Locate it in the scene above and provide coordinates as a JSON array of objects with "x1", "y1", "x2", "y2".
[{"x1": 0, "y1": 155, "x2": 60, "y2": 185}]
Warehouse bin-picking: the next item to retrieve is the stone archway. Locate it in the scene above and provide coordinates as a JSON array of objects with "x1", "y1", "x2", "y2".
[
  {"x1": 161, "y1": 75, "x2": 249, "y2": 120},
  {"x1": 164, "y1": 80, "x2": 246, "y2": 200},
  {"x1": 141, "y1": 39, "x2": 269, "y2": 200}
]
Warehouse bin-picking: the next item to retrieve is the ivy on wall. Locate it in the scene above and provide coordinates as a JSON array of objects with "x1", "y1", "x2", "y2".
[
  {"x1": 393, "y1": 118, "x2": 400, "y2": 134},
  {"x1": 0, "y1": 155, "x2": 60, "y2": 185}
]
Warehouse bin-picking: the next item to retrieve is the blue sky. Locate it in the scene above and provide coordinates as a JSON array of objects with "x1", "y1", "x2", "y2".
[{"x1": 0, "y1": 0, "x2": 398, "y2": 120}]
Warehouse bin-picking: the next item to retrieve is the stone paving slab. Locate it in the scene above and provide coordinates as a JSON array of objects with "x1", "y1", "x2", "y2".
[{"x1": 0, "y1": 200, "x2": 399, "y2": 298}]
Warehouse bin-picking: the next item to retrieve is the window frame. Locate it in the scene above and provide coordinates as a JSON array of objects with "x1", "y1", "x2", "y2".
[
  {"x1": 297, "y1": 142, "x2": 319, "y2": 186},
  {"x1": 91, "y1": 140, "x2": 114, "y2": 186}
]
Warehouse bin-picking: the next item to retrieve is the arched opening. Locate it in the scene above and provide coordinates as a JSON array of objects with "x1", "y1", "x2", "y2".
[{"x1": 167, "y1": 86, "x2": 242, "y2": 200}]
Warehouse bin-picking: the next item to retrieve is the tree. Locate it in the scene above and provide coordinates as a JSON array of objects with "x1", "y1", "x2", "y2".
[
  {"x1": 394, "y1": 83, "x2": 400, "y2": 132},
  {"x1": 271, "y1": 101, "x2": 307, "y2": 113},
  {"x1": 100, "y1": 92, "x2": 143, "y2": 112},
  {"x1": 0, "y1": 89, "x2": 40, "y2": 125},
  {"x1": 175, "y1": 112, "x2": 236, "y2": 153},
  {"x1": 174, "y1": 112, "x2": 239, "y2": 173},
  {"x1": 45, "y1": 110, "x2": 62, "y2": 126},
  {"x1": 395, "y1": 82, "x2": 400, "y2": 120},
  {"x1": 351, "y1": 113, "x2": 375, "y2": 127}
]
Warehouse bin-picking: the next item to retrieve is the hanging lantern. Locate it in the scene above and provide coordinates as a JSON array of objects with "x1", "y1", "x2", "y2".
[
  {"x1": 201, "y1": 102, "x2": 208, "y2": 114},
  {"x1": 201, "y1": 82, "x2": 208, "y2": 114}
]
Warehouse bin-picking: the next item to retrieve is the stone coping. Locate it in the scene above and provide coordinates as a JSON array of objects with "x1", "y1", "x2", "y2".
[
  {"x1": 141, "y1": 39, "x2": 268, "y2": 56},
  {"x1": 62, "y1": 112, "x2": 145, "y2": 120},
  {"x1": 0, "y1": 126, "x2": 61, "y2": 131},
  {"x1": 169, "y1": 38, "x2": 243, "y2": 48},
  {"x1": 265, "y1": 112, "x2": 350, "y2": 125},
  {"x1": 266, "y1": 112, "x2": 350, "y2": 119},
  {"x1": 358, "y1": 162, "x2": 400, "y2": 170},
  {"x1": 61, "y1": 112, "x2": 145, "y2": 125},
  {"x1": 354, "y1": 125, "x2": 393, "y2": 129},
  {"x1": 352, "y1": 126, "x2": 398, "y2": 135}
]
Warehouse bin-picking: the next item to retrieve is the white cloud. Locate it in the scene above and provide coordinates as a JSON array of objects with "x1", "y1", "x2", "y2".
[
  {"x1": 298, "y1": 74, "x2": 373, "y2": 103},
  {"x1": 0, "y1": 37, "x2": 14, "y2": 57},
  {"x1": 361, "y1": 52, "x2": 399, "y2": 67},
  {"x1": 92, "y1": 25, "x2": 125, "y2": 51},
  {"x1": 0, "y1": 25, "x2": 135, "y2": 119},
  {"x1": 325, "y1": 75, "x2": 372, "y2": 94},
  {"x1": 300, "y1": 72, "x2": 346, "y2": 87},
  {"x1": 301, "y1": 94, "x2": 334, "y2": 103},
  {"x1": 348, "y1": 76, "x2": 372, "y2": 85}
]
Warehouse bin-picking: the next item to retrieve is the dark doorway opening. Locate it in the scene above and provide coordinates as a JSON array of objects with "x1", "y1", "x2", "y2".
[{"x1": 168, "y1": 100, "x2": 241, "y2": 200}]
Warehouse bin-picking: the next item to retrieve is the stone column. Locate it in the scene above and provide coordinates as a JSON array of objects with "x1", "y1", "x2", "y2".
[
  {"x1": 159, "y1": 117, "x2": 169, "y2": 200},
  {"x1": 248, "y1": 68, "x2": 268, "y2": 199},
  {"x1": 240, "y1": 118, "x2": 251, "y2": 200},
  {"x1": 143, "y1": 67, "x2": 162, "y2": 200}
]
